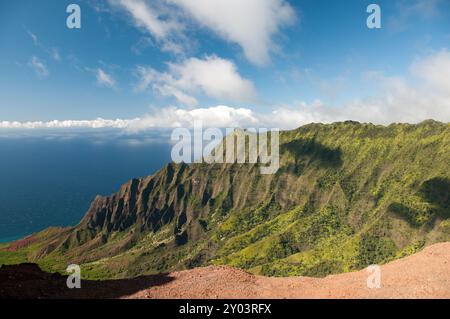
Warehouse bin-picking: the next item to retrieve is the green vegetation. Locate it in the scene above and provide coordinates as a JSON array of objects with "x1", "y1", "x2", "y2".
[{"x1": 1, "y1": 120, "x2": 449, "y2": 279}]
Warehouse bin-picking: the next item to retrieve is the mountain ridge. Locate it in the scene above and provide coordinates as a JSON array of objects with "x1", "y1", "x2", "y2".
[{"x1": 1, "y1": 120, "x2": 449, "y2": 279}]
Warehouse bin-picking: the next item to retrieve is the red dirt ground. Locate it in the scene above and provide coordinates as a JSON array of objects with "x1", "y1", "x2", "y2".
[
  {"x1": 1, "y1": 242, "x2": 449, "y2": 299},
  {"x1": 128, "y1": 242, "x2": 450, "y2": 299}
]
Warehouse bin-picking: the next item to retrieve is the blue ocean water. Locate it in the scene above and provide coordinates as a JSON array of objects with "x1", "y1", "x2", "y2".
[{"x1": 0, "y1": 130, "x2": 172, "y2": 242}]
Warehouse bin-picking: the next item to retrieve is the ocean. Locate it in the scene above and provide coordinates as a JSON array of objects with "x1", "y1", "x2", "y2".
[{"x1": 0, "y1": 129, "x2": 172, "y2": 242}]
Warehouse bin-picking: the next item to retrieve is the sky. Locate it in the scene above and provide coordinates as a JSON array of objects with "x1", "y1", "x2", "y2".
[{"x1": 1, "y1": 0, "x2": 450, "y2": 130}]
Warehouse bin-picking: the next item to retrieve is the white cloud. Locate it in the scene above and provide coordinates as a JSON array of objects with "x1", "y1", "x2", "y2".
[
  {"x1": 131, "y1": 105, "x2": 259, "y2": 129},
  {"x1": 109, "y1": 0, "x2": 185, "y2": 54},
  {"x1": 411, "y1": 49, "x2": 450, "y2": 93},
  {"x1": 135, "y1": 56, "x2": 257, "y2": 106},
  {"x1": 154, "y1": 83, "x2": 199, "y2": 107},
  {"x1": 108, "y1": 0, "x2": 296, "y2": 64},
  {"x1": 96, "y1": 68, "x2": 116, "y2": 88},
  {"x1": 168, "y1": 0, "x2": 296, "y2": 65},
  {"x1": 28, "y1": 56, "x2": 49, "y2": 77},
  {"x1": 113, "y1": 0, "x2": 172, "y2": 38}
]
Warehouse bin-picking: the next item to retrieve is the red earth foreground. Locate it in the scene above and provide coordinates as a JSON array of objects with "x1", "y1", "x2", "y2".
[{"x1": 1, "y1": 242, "x2": 449, "y2": 299}]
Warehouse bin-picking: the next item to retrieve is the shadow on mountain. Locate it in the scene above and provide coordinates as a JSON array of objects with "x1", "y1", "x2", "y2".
[
  {"x1": 388, "y1": 203, "x2": 426, "y2": 228},
  {"x1": 280, "y1": 139, "x2": 342, "y2": 175},
  {"x1": 0, "y1": 263, "x2": 174, "y2": 299},
  {"x1": 419, "y1": 177, "x2": 450, "y2": 219},
  {"x1": 388, "y1": 177, "x2": 450, "y2": 227}
]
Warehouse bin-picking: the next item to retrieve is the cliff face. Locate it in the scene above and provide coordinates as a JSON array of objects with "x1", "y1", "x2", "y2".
[{"x1": 4, "y1": 121, "x2": 450, "y2": 279}]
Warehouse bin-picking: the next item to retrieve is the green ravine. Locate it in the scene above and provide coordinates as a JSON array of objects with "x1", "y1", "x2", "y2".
[{"x1": 1, "y1": 120, "x2": 449, "y2": 279}]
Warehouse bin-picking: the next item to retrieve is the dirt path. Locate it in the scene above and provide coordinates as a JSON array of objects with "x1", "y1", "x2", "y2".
[{"x1": 127, "y1": 242, "x2": 450, "y2": 299}]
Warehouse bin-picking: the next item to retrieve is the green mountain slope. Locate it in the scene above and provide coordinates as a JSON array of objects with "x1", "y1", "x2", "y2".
[{"x1": 1, "y1": 121, "x2": 449, "y2": 279}]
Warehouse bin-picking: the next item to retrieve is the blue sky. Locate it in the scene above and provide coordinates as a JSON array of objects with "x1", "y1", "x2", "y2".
[{"x1": 1, "y1": 0, "x2": 450, "y2": 128}]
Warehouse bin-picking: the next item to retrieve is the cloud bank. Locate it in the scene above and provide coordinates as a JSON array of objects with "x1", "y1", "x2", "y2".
[{"x1": 0, "y1": 119, "x2": 132, "y2": 130}]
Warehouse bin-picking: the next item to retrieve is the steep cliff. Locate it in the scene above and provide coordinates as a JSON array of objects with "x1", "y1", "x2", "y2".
[{"x1": 2, "y1": 121, "x2": 449, "y2": 279}]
